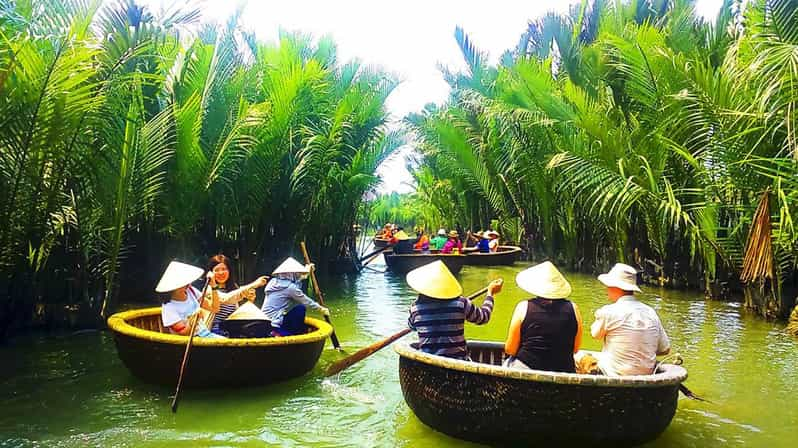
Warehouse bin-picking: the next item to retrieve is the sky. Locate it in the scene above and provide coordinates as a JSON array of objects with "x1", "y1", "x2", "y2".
[{"x1": 141, "y1": 0, "x2": 725, "y2": 194}]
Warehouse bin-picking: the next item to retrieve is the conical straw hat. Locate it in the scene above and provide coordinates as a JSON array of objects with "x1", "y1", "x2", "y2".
[
  {"x1": 155, "y1": 261, "x2": 204, "y2": 293},
  {"x1": 272, "y1": 257, "x2": 309, "y2": 275},
  {"x1": 227, "y1": 302, "x2": 269, "y2": 321},
  {"x1": 394, "y1": 230, "x2": 410, "y2": 240},
  {"x1": 406, "y1": 260, "x2": 463, "y2": 299},
  {"x1": 515, "y1": 261, "x2": 572, "y2": 298}
]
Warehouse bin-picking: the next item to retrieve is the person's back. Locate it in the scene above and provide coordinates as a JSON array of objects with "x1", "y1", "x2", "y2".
[
  {"x1": 504, "y1": 262, "x2": 582, "y2": 373},
  {"x1": 406, "y1": 260, "x2": 502, "y2": 360},
  {"x1": 409, "y1": 296, "x2": 488, "y2": 359},
  {"x1": 515, "y1": 299, "x2": 577, "y2": 372},
  {"x1": 591, "y1": 297, "x2": 669, "y2": 375},
  {"x1": 430, "y1": 234, "x2": 447, "y2": 250},
  {"x1": 476, "y1": 238, "x2": 490, "y2": 253}
]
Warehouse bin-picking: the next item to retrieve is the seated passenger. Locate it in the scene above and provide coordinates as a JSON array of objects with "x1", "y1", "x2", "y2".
[
  {"x1": 390, "y1": 228, "x2": 414, "y2": 254},
  {"x1": 440, "y1": 230, "x2": 463, "y2": 254},
  {"x1": 414, "y1": 229, "x2": 430, "y2": 253},
  {"x1": 476, "y1": 232, "x2": 490, "y2": 253},
  {"x1": 158, "y1": 261, "x2": 223, "y2": 338},
  {"x1": 206, "y1": 254, "x2": 269, "y2": 336},
  {"x1": 429, "y1": 228, "x2": 448, "y2": 251},
  {"x1": 407, "y1": 260, "x2": 503, "y2": 359},
  {"x1": 261, "y1": 257, "x2": 329, "y2": 336},
  {"x1": 503, "y1": 262, "x2": 582, "y2": 373},
  {"x1": 486, "y1": 230, "x2": 500, "y2": 252},
  {"x1": 591, "y1": 263, "x2": 671, "y2": 375}
]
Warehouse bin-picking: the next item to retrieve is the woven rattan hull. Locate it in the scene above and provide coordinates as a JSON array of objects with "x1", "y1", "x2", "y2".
[
  {"x1": 396, "y1": 341, "x2": 685, "y2": 447},
  {"x1": 384, "y1": 253, "x2": 467, "y2": 274},
  {"x1": 373, "y1": 237, "x2": 391, "y2": 248},
  {"x1": 464, "y1": 246, "x2": 522, "y2": 266},
  {"x1": 108, "y1": 308, "x2": 331, "y2": 388}
]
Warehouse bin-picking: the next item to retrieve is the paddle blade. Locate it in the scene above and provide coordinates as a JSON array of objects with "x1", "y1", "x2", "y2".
[{"x1": 325, "y1": 328, "x2": 412, "y2": 376}]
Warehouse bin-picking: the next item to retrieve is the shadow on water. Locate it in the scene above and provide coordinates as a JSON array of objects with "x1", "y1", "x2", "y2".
[{"x1": 1, "y1": 263, "x2": 797, "y2": 447}]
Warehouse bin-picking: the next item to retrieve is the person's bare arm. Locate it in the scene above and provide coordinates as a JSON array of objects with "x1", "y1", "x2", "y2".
[
  {"x1": 572, "y1": 303, "x2": 583, "y2": 353},
  {"x1": 504, "y1": 301, "x2": 526, "y2": 355}
]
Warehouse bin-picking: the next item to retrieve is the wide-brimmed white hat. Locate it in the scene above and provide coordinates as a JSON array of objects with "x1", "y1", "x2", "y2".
[
  {"x1": 155, "y1": 261, "x2": 204, "y2": 293},
  {"x1": 272, "y1": 257, "x2": 309, "y2": 275},
  {"x1": 437, "y1": 228, "x2": 446, "y2": 236},
  {"x1": 515, "y1": 261, "x2": 572, "y2": 298},
  {"x1": 486, "y1": 230, "x2": 499, "y2": 239},
  {"x1": 598, "y1": 263, "x2": 641, "y2": 292},
  {"x1": 406, "y1": 260, "x2": 463, "y2": 299},
  {"x1": 227, "y1": 302, "x2": 269, "y2": 321}
]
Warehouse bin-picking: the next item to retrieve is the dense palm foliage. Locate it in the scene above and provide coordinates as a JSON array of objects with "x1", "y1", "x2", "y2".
[
  {"x1": 0, "y1": 0, "x2": 398, "y2": 335},
  {"x1": 410, "y1": 0, "x2": 798, "y2": 318}
]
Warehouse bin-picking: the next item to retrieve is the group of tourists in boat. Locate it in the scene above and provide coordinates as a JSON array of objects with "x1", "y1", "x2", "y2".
[
  {"x1": 156, "y1": 255, "x2": 330, "y2": 339},
  {"x1": 406, "y1": 259, "x2": 671, "y2": 376},
  {"x1": 377, "y1": 222, "x2": 501, "y2": 255}
]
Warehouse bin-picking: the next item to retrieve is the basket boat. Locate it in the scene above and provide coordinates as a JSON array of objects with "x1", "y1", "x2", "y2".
[
  {"x1": 373, "y1": 236, "x2": 391, "y2": 248},
  {"x1": 464, "y1": 245, "x2": 522, "y2": 266},
  {"x1": 384, "y1": 253, "x2": 467, "y2": 274},
  {"x1": 395, "y1": 340, "x2": 687, "y2": 447},
  {"x1": 107, "y1": 307, "x2": 331, "y2": 388}
]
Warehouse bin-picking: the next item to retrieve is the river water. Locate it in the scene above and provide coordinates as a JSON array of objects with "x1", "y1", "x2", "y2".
[{"x1": 2, "y1": 260, "x2": 797, "y2": 447}]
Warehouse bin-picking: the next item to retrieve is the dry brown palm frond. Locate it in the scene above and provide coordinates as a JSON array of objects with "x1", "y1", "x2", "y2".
[{"x1": 740, "y1": 190, "x2": 773, "y2": 283}]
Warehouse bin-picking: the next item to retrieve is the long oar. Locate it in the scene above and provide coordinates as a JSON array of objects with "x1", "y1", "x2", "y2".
[
  {"x1": 358, "y1": 245, "x2": 394, "y2": 264},
  {"x1": 300, "y1": 242, "x2": 342, "y2": 351},
  {"x1": 171, "y1": 277, "x2": 210, "y2": 413},
  {"x1": 324, "y1": 285, "x2": 492, "y2": 377}
]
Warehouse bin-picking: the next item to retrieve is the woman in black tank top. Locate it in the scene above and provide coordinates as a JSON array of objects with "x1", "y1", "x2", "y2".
[{"x1": 504, "y1": 262, "x2": 583, "y2": 373}]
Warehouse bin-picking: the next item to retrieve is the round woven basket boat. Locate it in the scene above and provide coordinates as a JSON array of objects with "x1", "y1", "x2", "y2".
[
  {"x1": 395, "y1": 340, "x2": 687, "y2": 447},
  {"x1": 373, "y1": 236, "x2": 391, "y2": 248},
  {"x1": 464, "y1": 245, "x2": 522, "y2": 266},
  {"x1": 107, "y1": 307, "x2": 332, "y2": 388}
]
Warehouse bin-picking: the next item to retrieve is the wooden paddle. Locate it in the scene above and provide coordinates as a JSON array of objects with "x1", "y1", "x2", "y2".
[
  {"x1": 324, "y1": 284, "x2": 493, "y2": 377},
  {"x1": 170, "y1": 276, "x2": 211, "y2": 413},
  {"x1": 300, "y1": 241, "x2": 342, "y2": 351}
]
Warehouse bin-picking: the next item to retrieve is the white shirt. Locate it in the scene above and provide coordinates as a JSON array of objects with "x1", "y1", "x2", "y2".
[
  {"x1": 590, "y1": 296, "x2": 670, "y2": 376},
  {"x1": 161, "y1": 286, "x2": 209, "y2": 333}
]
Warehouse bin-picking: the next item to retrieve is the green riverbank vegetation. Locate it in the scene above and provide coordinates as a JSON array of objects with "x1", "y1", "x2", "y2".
[
  {"x1": 406, "y1": 0, "x2": 798, "y2": 322},
  {"x1": 0, "y1": 0, "x2": 401, "y2": 337}
]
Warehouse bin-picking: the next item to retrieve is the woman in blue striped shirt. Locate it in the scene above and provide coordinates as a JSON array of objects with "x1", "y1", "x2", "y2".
[
  {"x1": 407, "y1": 260, "x2": 503, "y2": 360},
  {"x1": 207, "y1": 254, "x2": 269, "y2": 336}
]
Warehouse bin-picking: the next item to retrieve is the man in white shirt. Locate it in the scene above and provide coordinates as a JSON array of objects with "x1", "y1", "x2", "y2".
[{"x1": 590, "y1": 263, "x2": 670, "y2": 376}]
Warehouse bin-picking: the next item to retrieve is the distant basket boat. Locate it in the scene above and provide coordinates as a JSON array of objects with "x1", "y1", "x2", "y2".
[
  {"x1": 107, "y1": 307, "x2": 331, "y2": 388},
  {"x1": 373, "y1": 236, "x2": 391, "y2": 248},
  {"x1": 464, "y1": 245, "x2": 522, "y2": 266},
  {"x1": 384, "y1": 253, "x2": 467, "y2": 274},
  {"x1": 395, "y1": 340, "x2": 687, "y2": 447}
]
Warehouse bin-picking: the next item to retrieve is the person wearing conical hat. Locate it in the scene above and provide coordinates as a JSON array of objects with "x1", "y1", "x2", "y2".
[
  {"x1": 205, "y1": 254, "x2": 269, "y2": 336},
  {"x1": 503, "y1": 261, "x2": 582, "y2": 373},
  {"x1": 157, "y1": 261, "x2": 223, "y2": 338},
  {"x1": 440, "y1": 230, "x2": 462, "y2": 254},
  {"x1": 407, "y1": 261, "x2": 503, "y2": 359},
  {"x1": 590, "y1": 263, "x2": 670, "y2": 376},
  {"x1": 390, "y1": 227, "x2": 414, "y2": 254},
  {"x1": 429, "y1": 229, "x2": 448, "y2": 251},
  {"x1": 261, "y1": 257, "x2": 330, "y2": 336}
]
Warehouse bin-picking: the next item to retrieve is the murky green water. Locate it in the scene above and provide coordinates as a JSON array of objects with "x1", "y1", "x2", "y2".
[{"x1": 2, "y1": 260, "x2": 797, "y2": 447}]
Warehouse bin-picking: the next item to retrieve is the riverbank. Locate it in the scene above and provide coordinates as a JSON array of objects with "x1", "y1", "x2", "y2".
[{"x1": 2, "y1": 264, "x2": 797, "y2": 447}]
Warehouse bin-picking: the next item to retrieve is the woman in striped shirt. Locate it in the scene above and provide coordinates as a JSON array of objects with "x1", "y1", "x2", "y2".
[
  {"x1": 407, "y1": 260, "x2": 503, "y2": 360},
  {"x1": 207, "y1": 254, "x2": 269, "y2": 336}
]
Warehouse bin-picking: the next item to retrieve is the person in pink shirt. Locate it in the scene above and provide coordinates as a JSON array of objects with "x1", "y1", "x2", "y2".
[
  {"x1": 440, "y1": 230, "x2": 463, "y2": 254},
  {"x1": 590, "y1": 263, "x2": 670, "y2": 376}
]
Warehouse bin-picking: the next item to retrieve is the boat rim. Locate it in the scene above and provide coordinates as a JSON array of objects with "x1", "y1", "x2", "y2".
[
  {"x1": 395, "y1": 340, "x2": 687, "y2": 388},
  {"x1": 465, "y1": 245, "x2": 522, "y2": 255},
  {"x1": 107, "y1": 307, "x2": 332, "y2": 347},
  {"x1": 386, "y1": 253, "x2": 467, "y2": 258}
]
